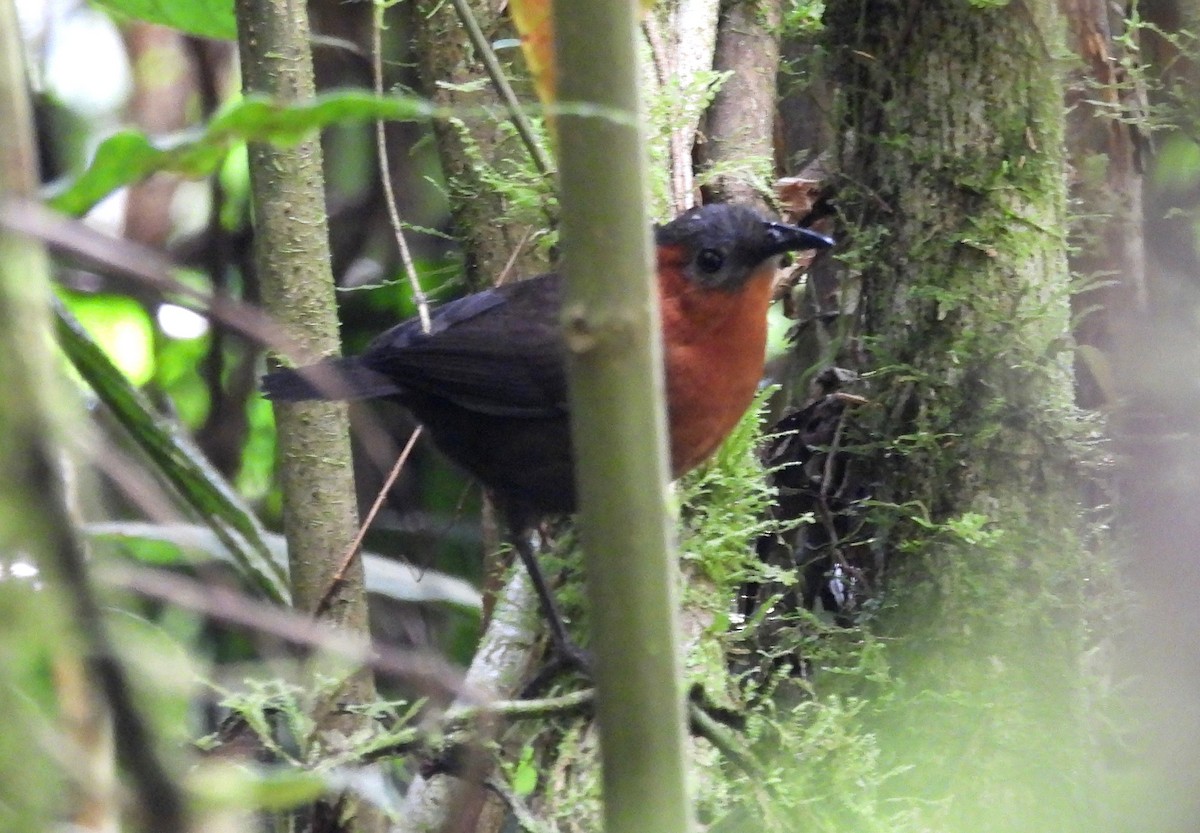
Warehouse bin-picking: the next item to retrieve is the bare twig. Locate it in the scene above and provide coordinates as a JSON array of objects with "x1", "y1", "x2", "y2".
[
  {"x1": 373, "y1": 0, "x2": 432, "y2": 332},
  {"x1": 321, "y1": 426, "x2": 424, "y2": 614},
  {"x1": 495, "y1": 225, "x2": 534, "y2": 286}
]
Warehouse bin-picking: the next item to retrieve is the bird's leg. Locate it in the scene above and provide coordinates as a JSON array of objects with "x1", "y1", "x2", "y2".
[{"x1": 511, "y1": 527, "x2": 591, "y2": 674}]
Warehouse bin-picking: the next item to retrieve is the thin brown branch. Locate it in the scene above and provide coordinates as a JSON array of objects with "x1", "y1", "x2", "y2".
[{"x1": 320, "y1": 426, "x2": 424, "y2": 614}]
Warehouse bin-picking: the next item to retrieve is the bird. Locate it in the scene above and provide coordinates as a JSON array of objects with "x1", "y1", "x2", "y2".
[{"x1": 262, "y1": 202, "x2": 833, "y2": 660}]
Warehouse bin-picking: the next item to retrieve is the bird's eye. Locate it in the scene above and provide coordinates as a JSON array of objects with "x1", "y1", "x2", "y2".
[{"x1": 696, "y1": 248, "x2": 724, "y2": 273}]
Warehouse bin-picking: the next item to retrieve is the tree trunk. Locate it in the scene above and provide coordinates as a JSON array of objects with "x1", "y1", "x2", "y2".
[
  {"x1": 234, "y1": 0, "x2": 379, "y2": 829},
  {"x1": 827, "y1": 0, "x2": 1075, "y2": 517},
  {"x1": 1060, "y1": 0, "x2": 1147, "y2": 407},
  {"x1": 699, "y1": 0, "x2": 782, "y2": 210},
  {"x1": 412, "y1": 0, "x2": 551, "y2": 288},
  {"x1": 823, "y1": 1, "x2": 1101, "y2": 825}
]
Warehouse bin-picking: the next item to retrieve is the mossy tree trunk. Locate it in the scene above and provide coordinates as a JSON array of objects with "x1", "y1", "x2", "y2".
[
  {"x1": 827, "y1": 0, "x2": 1076, "y2": 522},
  {"x1": 412, "y1": 0, "x2": 551, "y2": 288},
  {"x1": 1060, "y1": 0, "x2": 1147, "y2": 409},
  {"x1": 823, "y1": 1, "x2": 1102, "y2": 825}
]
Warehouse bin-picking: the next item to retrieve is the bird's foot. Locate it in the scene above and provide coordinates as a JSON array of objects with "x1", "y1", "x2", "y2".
[{"x1": 521, "y1": 637, "x2": 592, "y2": 698}]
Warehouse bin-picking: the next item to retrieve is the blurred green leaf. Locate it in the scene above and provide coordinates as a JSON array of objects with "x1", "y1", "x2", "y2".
[
  {"x1": 93, "y1": 0, "x2": 237, "y2": 40},
  {"x1": 237, "y1": 394, "x2": 277, "y2": 502},
  {"x1": 87, "y1": 522, "x2": 483, "y2": 610},
  {"x1": 52, "y1": 91, "x2": 437, "y2": 217},
  {"x1": 217, "y1": 142, "x2": 250, "y2": 231},
  {"x1": 191, "y1": 761, "x2": 407, "y2": 815},
  {"x1": 1152, "y1": 135, "x2": 1200, "y2": 194},
  {"x1": 108, "y1": 607, "x2": 204, "y2": 741},
  {"x1": 59, "y1": 292, "x2": 156, "y2": 385},
  {"x1": 190, "y1": 763, "x2": 327, "y2": 812},
  {"x1": 510, "y1": 744, "x2": 539, "y2": 796},
  {"x1": 154, "y1": 332, "x2": 212, "y2": 427},
  {"x1": 56, "y1": 303, "x2": 290, "y2": 604}
]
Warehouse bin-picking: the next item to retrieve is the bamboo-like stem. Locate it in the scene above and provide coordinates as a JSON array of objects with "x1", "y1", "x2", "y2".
[{"x1": 554, "y1": 3, "x2": 693, "y2": 833}]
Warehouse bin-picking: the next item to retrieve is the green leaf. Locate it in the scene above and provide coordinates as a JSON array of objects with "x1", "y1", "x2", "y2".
[
  {"x1": 52, "y1": 90, "x2": 437, "y2": 217},
  {"x1": 510, "y1": 744, "x2": 539, "y2": 797},
  {"x1": 59, "y1": 292, "x2": 156, "y2": 385},
  {"x1": 93, "y1": 0, "x2": 237, "y2": 41},
  {"x1": 192, "y1": 762, "x2": 407, "y2": 815},
  {"x1": 56, "y1": 303, "x2": 290, "y2": 604},
  {"x1": 86, "y1": 522, "x2": 483, "y2": 610}
]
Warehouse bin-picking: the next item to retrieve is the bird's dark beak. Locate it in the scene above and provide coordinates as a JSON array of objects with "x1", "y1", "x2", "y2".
[{"x1": 762, "y1": 222, "x2": 834, "y2": 256}]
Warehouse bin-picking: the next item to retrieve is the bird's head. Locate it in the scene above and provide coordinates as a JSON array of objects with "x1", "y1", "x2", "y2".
[{"x1": 654, "y1": 203, "x2": 833, "y2": 292}]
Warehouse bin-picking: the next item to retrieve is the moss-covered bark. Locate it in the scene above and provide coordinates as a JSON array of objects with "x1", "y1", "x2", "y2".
[
  {"x1": 818, "y1": 2, "x2": 1107, "y2": 827},
  {"x1": 412, "y1": 0, "x2": 551, "y2": 287},
  {"x1": 1061, "y1": 0, "x2": 1146, "y2": 407},
  {"x1": 827, "y1": 0, "x2": 1076, "y2": 519}
]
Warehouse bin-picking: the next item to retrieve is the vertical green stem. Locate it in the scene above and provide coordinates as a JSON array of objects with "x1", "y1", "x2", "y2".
[
  {"x1": 232, "y1": 3, "x2": 377, "y2": 827},
  {"x1": 554, "y1": 3, "x2": 693, "y2": 833},
  {"x1": 233, "y1": 0, "x2": 371, "y2": 628},
  {"x1": 0, "y1": 2, "x2": 82, "y2": 829}
]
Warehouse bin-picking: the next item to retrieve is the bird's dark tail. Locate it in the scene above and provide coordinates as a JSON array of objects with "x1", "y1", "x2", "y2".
[{"x1": 261, "y1": 358, "x2": 405, "y2": 402}]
